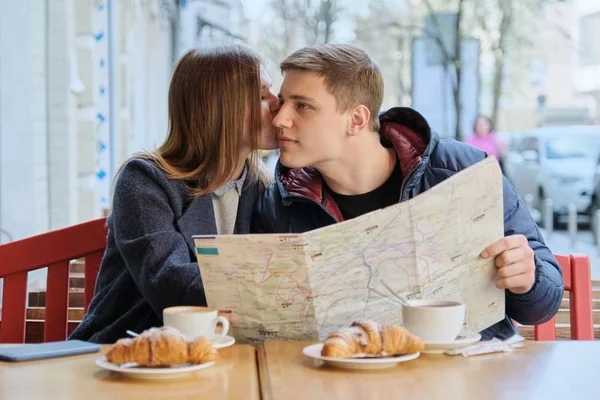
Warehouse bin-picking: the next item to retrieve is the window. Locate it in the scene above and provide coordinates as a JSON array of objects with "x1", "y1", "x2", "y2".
[
  {"x1": 545, "y1": 137, "x2": 600, "y2": 159},
  {"x1": 526, "y1": 138, "x2": 539, "y2": 152},
  {"x1": 517, "y1": 137, "x2": 536, "y2": 153},
  {"x1": 579, "y1": 12, "x2": 600, "y2": 67}
]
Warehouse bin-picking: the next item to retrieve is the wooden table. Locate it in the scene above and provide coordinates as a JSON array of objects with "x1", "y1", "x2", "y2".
[
  {"x1": 257, "y1": 341, "x2": 599, "y2": 400},
  {"x1": 0, "y1": 344, "x2": 259, "y2": 399}
]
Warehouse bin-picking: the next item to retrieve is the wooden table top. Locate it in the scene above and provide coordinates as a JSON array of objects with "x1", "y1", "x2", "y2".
[
  {"x1": 258, "y1": 341, "x2": 600, "y2": 400},
  {"x1": 0, "y1": 344, "x2": 259, "y2": 399}
]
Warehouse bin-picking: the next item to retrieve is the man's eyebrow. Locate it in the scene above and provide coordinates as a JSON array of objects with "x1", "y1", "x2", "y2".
[{"x1": 278, "y1": 94, "x2": 316, "y2": 102}]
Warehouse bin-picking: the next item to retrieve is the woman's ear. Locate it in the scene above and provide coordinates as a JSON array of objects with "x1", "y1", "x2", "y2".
[{"x1": 347, "y1": 105, "x2": 371, "y2": 136}]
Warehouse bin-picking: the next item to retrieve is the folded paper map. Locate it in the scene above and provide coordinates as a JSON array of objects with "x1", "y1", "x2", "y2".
[{"x1": 194, "y1": 157, "x2": 506, "y2": 342}]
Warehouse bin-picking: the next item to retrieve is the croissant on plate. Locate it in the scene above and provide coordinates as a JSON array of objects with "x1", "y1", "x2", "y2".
[
  {"x1": 321, "y1": 319, "x2": 424, "y2": 358},
  {"x1": 106, "y1": 326, "x2": 217, "y2": 367}
]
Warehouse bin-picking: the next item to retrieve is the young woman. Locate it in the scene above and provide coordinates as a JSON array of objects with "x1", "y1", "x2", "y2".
[
  {"x1": 464, "y1": 115, "x2": 507, "y2": 171},
  {"x1": 70, "y1": 44, "x2": 279, "y2": 343}
]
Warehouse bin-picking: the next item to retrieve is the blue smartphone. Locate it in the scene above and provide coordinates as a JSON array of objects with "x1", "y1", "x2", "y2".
[{"x1": 0, "y1": 340, "x2": 101, "y2": 362}]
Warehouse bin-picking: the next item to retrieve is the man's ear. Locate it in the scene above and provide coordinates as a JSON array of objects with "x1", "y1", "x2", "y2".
[{"x1": 347, "y1": 105, "x2": 371, "y2": 136}]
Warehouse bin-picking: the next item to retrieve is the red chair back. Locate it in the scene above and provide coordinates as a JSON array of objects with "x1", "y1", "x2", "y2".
[
  {"x1": 534, "y1": 254, "x2": 594, "y2": 340},
  {"x1": 0, "y1": 218, "x2": 107, "y2": 343}
]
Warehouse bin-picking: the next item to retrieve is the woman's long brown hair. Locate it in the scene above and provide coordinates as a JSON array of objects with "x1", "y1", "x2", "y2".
[{"x1": 133, "y1": 44, "x2": 271, "y2": 196}]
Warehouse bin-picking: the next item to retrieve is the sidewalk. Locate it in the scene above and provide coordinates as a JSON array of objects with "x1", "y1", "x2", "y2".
[{"x1": 539, "y1": 228, "x2": 600, "y2": 280}]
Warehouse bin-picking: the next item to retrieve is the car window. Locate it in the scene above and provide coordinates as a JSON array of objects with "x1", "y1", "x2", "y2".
[
  {"x1": 517, "y1": 137, "x2": 534, "y2": 153},
  {"x1": 546, "y1": 136, "x2": 600, "y2": 159},
  {"x1": 526, "y1": 138, "x2": 539, "y2": 152}
]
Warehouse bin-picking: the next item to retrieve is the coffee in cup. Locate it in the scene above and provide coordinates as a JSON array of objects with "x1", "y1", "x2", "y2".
[
  {"x1": 401, "y1": 300, "x2": 466, "y2": 342},
  {"x1": 163, "y1": 306, "x2": 229, "y2": 341}
]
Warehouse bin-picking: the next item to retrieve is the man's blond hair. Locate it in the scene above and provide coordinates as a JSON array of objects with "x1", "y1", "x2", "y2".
[{"x1": 280, "y1": 44, "x2": 384, "y2": 131}]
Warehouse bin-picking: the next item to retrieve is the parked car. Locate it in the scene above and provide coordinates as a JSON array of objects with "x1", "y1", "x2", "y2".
[
  {"x1": 503, "y1": 126, "x2": 600, "y2": 220},
  {"x1": 587, "y1": 144, "x2": 600, "y2": 233}
]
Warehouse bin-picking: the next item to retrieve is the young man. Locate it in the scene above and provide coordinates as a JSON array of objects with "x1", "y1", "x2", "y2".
[{"x1": 252, "y1": 44, "x2": 563, "y2": 340}]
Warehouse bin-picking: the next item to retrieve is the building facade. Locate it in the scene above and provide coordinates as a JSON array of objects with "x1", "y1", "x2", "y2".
[
  {"x1": 0, "y1": 0, "x2": 176, "y2": 245},
  {"x1": 573, "y1": 0, "x2": 600, "y2": 124}
]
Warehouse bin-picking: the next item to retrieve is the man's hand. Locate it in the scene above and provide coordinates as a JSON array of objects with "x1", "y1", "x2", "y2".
[{"x1": 481, "y1": 234, "x2": 536, "y2": 294}]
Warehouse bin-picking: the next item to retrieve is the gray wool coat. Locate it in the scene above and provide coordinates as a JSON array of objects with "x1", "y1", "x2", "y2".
[{"x1": 69, "y1": 158, "x2": 260, "y2": 343}]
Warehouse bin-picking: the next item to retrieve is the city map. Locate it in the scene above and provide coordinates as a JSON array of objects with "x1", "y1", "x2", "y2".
[{"x1": 194, "y1": 157, "x2": 506, "y2": 342}]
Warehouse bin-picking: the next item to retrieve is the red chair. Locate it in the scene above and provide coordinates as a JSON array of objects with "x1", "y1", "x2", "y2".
[
  {"x1": 0, "y1": 217, "x2": 107, "y2": 343},
  {"x1": 534, "y1": 254, "x2": 594, "y2": 340}
]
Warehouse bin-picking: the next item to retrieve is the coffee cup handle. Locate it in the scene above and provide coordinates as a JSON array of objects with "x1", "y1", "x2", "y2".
[{"x1": 213, "y1": 316, "x2": 230, "y2": 340}]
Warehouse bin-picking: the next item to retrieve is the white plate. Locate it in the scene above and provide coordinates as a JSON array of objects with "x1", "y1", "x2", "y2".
[
  {"x1": 95, "y1": 357, "x2": 215, "y2": 380},
  {"x1": 212, "y1": 335, "x2": 235, "y2": 349},
  {"x1": 422, "y1": 331, "x2": 482, "y2": 354},
  {"x1": 302, "y1": 343, "x2": 420, "y2": 370}
]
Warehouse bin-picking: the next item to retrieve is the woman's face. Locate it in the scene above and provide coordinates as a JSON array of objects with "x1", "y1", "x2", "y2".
[
  {"x1": 257, "y1": 68, "x2": 279, "y2": 150},
  {"x1": 474, "y1": 117, "x2": 492, "y2": 136}
]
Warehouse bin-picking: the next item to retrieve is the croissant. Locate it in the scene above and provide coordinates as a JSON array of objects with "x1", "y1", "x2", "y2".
[
  {"x1": 106, "y1": 326, "x2": 217, "y2": 366},
  {"x1": 321, "y1": 319, "x2": 424, "y2": 358}
]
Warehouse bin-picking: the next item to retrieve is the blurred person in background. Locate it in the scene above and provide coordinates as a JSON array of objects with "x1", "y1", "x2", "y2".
[{"x1": 464, "y1": 115, "x2": 507, "y2": 172}]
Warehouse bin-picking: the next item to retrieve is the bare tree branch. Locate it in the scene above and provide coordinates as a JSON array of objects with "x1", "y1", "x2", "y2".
[
  {"x1": 290, "y1": 0, "x2": 342, "y2": 44},
  {"x1": 420, "y1": 0, "x2": 457, "y2": 68},
  {"x1": 419, "y1": 0, "x2": 464, "y2": 139},
  {"x1": 491, "y1": 0, "x2": 513, "y2": 125},
  {"x1": 453, "y1": 0, "x2": 464, "y2": 141}
]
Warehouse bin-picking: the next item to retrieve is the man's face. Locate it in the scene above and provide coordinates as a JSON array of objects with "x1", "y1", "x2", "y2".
[{"x1": 273, "y1": 70, "x2": 349, "y2": 169}]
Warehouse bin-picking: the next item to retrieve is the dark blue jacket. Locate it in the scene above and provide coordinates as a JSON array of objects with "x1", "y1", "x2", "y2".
[
  {"x1": 252, "y1": 107, "x2": 564, "y2": 340},
  {"x1": 69, "y1": 158, "x2": 261, "y2": 343}
]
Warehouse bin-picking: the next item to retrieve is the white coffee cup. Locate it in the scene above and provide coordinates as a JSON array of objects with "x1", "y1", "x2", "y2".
[
  {"x1": 163, "y1": 306, "x2": 229, "y2": 341},
  {"x1": 401, "y1": 300, "x2": 466, "y2": 343}
]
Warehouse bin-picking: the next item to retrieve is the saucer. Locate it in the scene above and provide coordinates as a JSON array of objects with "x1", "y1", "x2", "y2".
[
  {"x1": 95, "y1": 357, "x2": 215, "y2": 380},
  {"x1": 212, "y1": 335, "x2": 235, "y2": 349},
  {"x1": 421, "y1": 331, "x2": 482, "y2": 354},
  {"x1": 302, "y1": 343, "x2": 420, "y2": 370}
]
